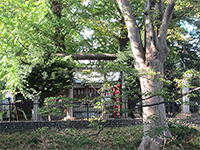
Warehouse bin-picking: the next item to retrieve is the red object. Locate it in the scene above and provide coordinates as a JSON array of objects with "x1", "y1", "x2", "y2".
[
  {"x1": 106, "y1": 91, "x2": 110, "y2": 97},
  {"x1": 113, "y1": 84, "x2": 121, "y2": 118}
]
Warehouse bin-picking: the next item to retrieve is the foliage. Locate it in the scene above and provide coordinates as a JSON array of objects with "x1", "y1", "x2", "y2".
[
  {"x1": 21, "y1": 56, "x2": 75, "y2": 99},
  {"x1": 0, "y1": 106, "x2": 27, "y2": 121},
  {"x1": 0, "y1": 111, "x2": 3, "y2": 121},
  {"x1": 81, "y1": 0, "x2": 121, "y2": 53},
  {"x1": 166, "y1": 122, "x2": 200, "y2": 149},
  {"x1": 144, "y1": 114, "x2": 170, "y2": 138},
  {"x1": 0, "y1": 0, "x2": 199, "y2": 99},
  {"x1": 38, "y1": 96, "x2": 74, "y2": 118},
  {"x1": 0, "y1": 0, "x2": 84, "y2": 95},
  {"x1": 0, "y1": 124, "x2": 199, "y2": 150},
  {"x1": 164, "y1": 0, "x2": 200, "y2": 106},
  {"x1": 0, "y1": 125, "x2": 143, "y2": 150},
  {"x1": 85, "y1": 0, "x2": 200, "y2": 113},
  {"x1": 12, "y1": 106, "x2": 28, "y2": 121},
  {"x1": 117, "y1": 51, "x2": 142, "y2": 115},
  {"x1": 73, "y1": 51, "x2": 142, "y2": 119},
  {"x1": 168, "y1": 122, "x2": 197, "y2": 140}
]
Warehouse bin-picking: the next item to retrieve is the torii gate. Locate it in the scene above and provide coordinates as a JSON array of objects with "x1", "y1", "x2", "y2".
[{"x1": 56, "y1": 53, "x2": 128, "y2": 119}]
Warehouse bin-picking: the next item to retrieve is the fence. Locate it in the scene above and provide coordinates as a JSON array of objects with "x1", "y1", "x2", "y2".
[
  {"x1": 1, "y1": 99, "x2": 186, "y2": 122},
  {"x1": 0, "y1": 99, "x2": 143, "y2": 121},
  {"x1": 73, "y1": 102, "x2": 99, "y2": 119},
  {"x1": 0, "y1": 101, "x2": 34, "y2": 121}
]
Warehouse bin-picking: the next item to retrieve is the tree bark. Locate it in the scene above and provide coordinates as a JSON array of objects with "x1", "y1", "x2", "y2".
[{"x1": 116, "y1": 0, "x2": 175, "y2": 149}]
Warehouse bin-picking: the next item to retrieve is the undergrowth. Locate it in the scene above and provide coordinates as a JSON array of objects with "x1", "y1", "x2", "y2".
[
  {"x1": 0, "y1": 123, "x2": 199, "y2": 150},
  {"x1": 165, "y1": 122, "x2": 200, "y2": 150}
]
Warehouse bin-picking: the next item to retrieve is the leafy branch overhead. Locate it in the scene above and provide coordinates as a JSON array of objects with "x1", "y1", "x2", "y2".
[{"x1": 0, "y1": 0, "x2": 86, "y2": 94}]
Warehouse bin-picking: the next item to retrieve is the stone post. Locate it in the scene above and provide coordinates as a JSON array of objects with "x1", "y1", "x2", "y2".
[{"x1": 182, "y1": 78, "x2": 190, "y2": 114}]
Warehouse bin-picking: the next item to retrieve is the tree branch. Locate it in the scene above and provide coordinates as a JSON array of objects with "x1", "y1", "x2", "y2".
[
  {"x1": 172, "y1": 6, "x2": 194, "y2": 19},
  {"x1": 63, "y1": 24, "x2": 79, "y2": 37},
  {"x1": 116, "y1": 0, "x2": 144, "y2": 69},
  {"x1": 135, "y1": 86, "x2": 200, "y2": 107},
  {"x1": 55, "y1": 53, "x2": 118, "y2": 60},
  {"x1": 144, "y1": 0, "x2": 160, "y2": 59},
  {"x1": 159, "y1": 0, "x2": 175, "y2": 40},
  {"x1": 182, "y1": 86, "x2": 200, "y2": 96},
  {"x1": 155, "y1": 0, "x2": 164, "y2": 35}
]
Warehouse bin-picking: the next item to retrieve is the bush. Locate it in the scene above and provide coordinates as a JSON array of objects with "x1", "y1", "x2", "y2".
[{"x1": 166, "y1": 122, "x2": 200, "y2": 150}]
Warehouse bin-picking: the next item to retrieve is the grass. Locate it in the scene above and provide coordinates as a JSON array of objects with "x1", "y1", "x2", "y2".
[{"x1": 0, "y1": 123, "x2": 199, "y2": 150}]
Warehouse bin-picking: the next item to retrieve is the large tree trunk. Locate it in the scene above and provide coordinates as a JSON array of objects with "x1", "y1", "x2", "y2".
[
  {"x1": 116, "y1": 0, "x2": 175, "y2": 149},
  {"x1": 138, "y1": 59, "x2": 172, "y2": 150}
]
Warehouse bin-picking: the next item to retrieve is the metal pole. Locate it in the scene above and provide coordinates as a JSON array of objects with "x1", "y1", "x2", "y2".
[{"x1": 85, "y1": 85, "x2": 89, "y2": 120}]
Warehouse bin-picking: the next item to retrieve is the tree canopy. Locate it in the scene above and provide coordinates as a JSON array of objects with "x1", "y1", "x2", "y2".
[{"x1": 0, "y1": 0, "x2": 85, "y2": 96}]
